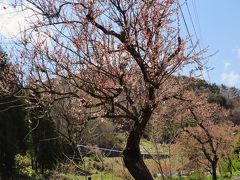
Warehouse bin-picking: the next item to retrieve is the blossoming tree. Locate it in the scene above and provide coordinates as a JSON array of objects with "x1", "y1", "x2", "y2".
[{"x1": 19, "y1": 0, "x2": 201, "y2": 179}]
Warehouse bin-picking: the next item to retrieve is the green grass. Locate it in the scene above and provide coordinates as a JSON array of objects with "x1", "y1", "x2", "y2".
[
  {"x1": 59, "y1": 172, "x2": 122, "y2": 180},
  {"x1": 80, "y1": 173, "x2": 122, "y2": 180},
  {"x1": 15, "y1": 140, "x2": 240, "y2": 180},
  {"x1": 140, "y1": 139, "x2": 168, "y2": 154},
  {"x1": 60, "y1": 173, "x2": 240, "y2": 180}
]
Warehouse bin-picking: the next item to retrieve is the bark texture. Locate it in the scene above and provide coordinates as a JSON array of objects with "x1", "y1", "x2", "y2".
[{"x1": 123, "y1": 109, "x2": 154, "y2": 180}]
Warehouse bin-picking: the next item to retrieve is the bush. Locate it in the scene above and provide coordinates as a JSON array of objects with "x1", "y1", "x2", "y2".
[
  {"x1": 93, "y1": 162, "x2": 104, "y2": 171},
  {"x1": 82, "y1": 120, "x2": 125, "y2": 150},
  {"x1": 219, "y1": 156, "x2": 240, "y2": 178},
  {"x1": 188, "y1": 171, "x2": 207, "y2": 180},
  {"x1": 88, "y1": 149, "x2": 104, "y2": 162},
  {"x1": 208, "y1": 93, "x2": 227, "y2": 107},
  {"x1": 15, "y1": 153, "x2": 36, "y2": 177}
]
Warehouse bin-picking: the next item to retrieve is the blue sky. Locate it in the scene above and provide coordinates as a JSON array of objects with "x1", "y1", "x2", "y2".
[
  {"x1": 0, "y1": 0, "x2": 240, "y2": 88},
  {"x1": 180, "y1": 0, "x2": 240, "y2": 88}
]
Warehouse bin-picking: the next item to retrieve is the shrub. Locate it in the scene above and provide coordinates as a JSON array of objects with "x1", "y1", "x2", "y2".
[{"x1": 15, "y1": 153, "x2": 36, "y2": 177}]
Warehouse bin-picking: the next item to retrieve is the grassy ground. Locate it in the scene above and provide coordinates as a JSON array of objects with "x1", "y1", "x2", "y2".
[
  {"x1": 60, "y1": 172, "x2": 240, "y2": 180},
  {"x1": 12, "y1": 140, "x2": 240, "y2": 180},
  {"x1": 57, "y1": 172, "x2": 121, "y2": 180},
  {"x1": 16, "y1": 139, "x2": 240, "y2": 179},
  {"x1": 73, "y1": 142, "x2": 197, "y2": 179},
  {"x1": 72, "y1": 141, "x2": 240, "y2": 180}
]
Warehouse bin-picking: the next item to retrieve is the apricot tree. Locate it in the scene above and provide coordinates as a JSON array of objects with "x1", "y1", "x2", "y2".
[
  {"x1": 19, "y1": 0, "x2": 201, "y2": 179},
  {"x1": 159, "y1": 92, "x2": 236, "y2": 180}
]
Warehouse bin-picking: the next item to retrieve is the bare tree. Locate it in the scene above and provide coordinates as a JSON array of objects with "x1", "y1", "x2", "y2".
[{"x1": 18, "y1": 0, "x2": 201, "y2": 179}]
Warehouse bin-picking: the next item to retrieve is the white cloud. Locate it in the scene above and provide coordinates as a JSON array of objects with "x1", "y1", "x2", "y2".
[
  {"x1": 221, "y1": 72, "x2": 240, "y2": 87},
  {"x1": 221, "y1": 61, "x2": 240, "y2": 87},
  {"x1": 223, "y1": 61, "x2": 231, "y2": 71},
  {"x1": 0, "y1": 1, "x2": 34, "y2": 39}
]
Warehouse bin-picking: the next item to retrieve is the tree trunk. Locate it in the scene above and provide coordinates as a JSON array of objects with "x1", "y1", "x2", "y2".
[
  {"x1": 211, "y1": 159, "x2": 218, "y2": 180},
  {"x1": 123, "y1": 110, "x2": 154, "y2": 180},
  {"x1": 123, "y1": 130, "x2": 153, "y2": 180}
]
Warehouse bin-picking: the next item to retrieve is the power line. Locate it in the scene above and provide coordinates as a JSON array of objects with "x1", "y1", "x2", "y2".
[
  {"x1": 185, "y1": 0, "x2": 202, "y2": 52},
  {"x1": 192, "y1": 0, "x2": 204, "y2": 47},
  {"x1": 184, "y1": 0, "x2": 208, "y2": 81},
  {"x1": 191, "y1": 0, "x2": 211, "y2": 82},
  {"x1": 178, "y1": 0, "x2": 211, "y2": 82},
  {"x1": 189, "y1": 0, "x2": 212, "y2": 82},
  {"x1": 178, "y1": 0, "x2": 201, "y2": 78},
  {"x1": 177, "y1": 1, "x2": 195, "y2": 50}
]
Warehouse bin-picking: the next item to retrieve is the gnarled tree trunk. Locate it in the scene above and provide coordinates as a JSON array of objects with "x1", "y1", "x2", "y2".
[{"x1": 123, "y1": 109, "x2": 154, "y2": 180}]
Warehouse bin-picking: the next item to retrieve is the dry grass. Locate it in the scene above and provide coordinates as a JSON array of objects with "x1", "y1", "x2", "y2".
[{"x1": 63, "y1": 142, "x2": 190, "y2": 179}]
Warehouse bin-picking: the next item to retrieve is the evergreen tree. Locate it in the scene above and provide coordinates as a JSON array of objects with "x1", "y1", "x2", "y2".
[
  {"x1": 29, "y1": 104, "x2": 61, "y2": 173},
  {"x1": 0, "y1": 95, "x2": 28, "y2": 178},
  {"x1": 0, "y1": 48, "x2": 28, "y2": 179}
]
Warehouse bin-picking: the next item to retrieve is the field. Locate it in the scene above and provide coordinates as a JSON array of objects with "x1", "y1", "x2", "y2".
[{"x1": 45, "y1": 140, "x2": 240, "y2": 180}]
